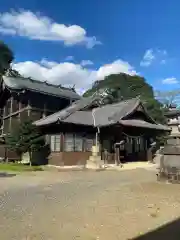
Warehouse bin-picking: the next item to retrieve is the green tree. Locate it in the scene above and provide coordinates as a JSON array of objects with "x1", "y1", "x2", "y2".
[
  {"x1": 5, "y1": 120, "x2": 45, "y2": 165},
  {"x1": 83, "y1": 73, "x2": 166, "y2": 123},
  {"x1": 6, "y1": 68, "x2": 22, "y2": 77},
  {"x1": 0, "y1": 41, "x2": 14, "y2": 76}
]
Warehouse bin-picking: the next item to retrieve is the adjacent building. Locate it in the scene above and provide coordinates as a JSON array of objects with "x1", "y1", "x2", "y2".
[{"x1": 0, "y1": 75, "x2": 80, "y2": 159}]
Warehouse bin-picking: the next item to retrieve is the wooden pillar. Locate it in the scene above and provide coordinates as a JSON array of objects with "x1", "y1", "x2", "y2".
[
  {"x1": 27, "y1": 99, "x2": 31, "y2": 117},
  {"x1": 60, "y1": 133, "x2": 64, "y2": 152},
  {"x1": 115, "y1": 147, "x2": 120, "y2": 165},
  {"x1": 9, "y1": 97, "x2": 13, "y2": 133},
  {"x1": 2, "y1": 107, "x2": 4, "y2": 135},
  {"x1": 82, "y1": 134, "x2": 86, "y2": 152}
]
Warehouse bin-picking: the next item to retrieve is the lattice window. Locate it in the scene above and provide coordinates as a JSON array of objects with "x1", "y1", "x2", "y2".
[
  {"x1": 50, "y1": 135, "x2": 61, "y2": 152},
  {"x1": 139, "y1": 137, "x2": 144, "y2": 151},
  {"x1": 125, "y1": 137, "x2": 133, "y2": 154},
  {"x1": 64, "y1": 133, "x2": 74, "y2": 152},
  {"x1": 74, "y1": 134, "x2": 83, "y2": 151},
  {"x1": 134, "y1": 138, "x2": 140, "y2": 152}
]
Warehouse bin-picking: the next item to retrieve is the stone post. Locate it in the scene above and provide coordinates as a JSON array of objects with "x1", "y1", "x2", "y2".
[
  {"x1": 147, "y1": 142, "x2": 156, "y2": 163},
  {"x1": 86, "y1": 144, "x2": 102, "y2": 169},
  {"x1": 147, "y1": 148, "x2": 153, "y2": 162}
]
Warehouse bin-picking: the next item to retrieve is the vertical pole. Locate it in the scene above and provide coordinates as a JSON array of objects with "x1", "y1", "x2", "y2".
[
  {"x1": 96, "y1": 127, "x2": 100, "y2": 146},
  {"x1": 60, "y1": 133, "x2": 64, "y2": 152},
  {"x1": 95, "y1": 128, "x2": 101, "y2": 160},
  {"x1": 96, "y1": 132, "x2": 98, "y2": 147}
]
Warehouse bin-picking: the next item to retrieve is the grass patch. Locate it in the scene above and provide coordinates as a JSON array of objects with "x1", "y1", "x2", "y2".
[{"x1": 0, "y1": 163, "x2": 44, "y2": 172}]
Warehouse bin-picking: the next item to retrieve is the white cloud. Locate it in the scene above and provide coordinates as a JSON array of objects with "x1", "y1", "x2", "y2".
[
  {"x1": 80, "y1": 60, "x2": 93, "y2": 66},
  {"x1": 162, "y1": 77, "x2": 178, "y2": 84},
  {"x1": 13, "y1": 59, "x2": 137, "y2": 94},
  {"x1": 140, "y1": 48, "x2": 167, "y2": 67},
  {"x1": 140, "y1": 49, "x2": 155, "y2": 67},
  {"x1": 0, "y1": 10, "x2": 101, "y2": 48},
  {"x1": 96, "y1": 60, "x2": 137, "y2": 80}
]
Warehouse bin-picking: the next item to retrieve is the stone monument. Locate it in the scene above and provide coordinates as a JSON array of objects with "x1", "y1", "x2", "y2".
[
  {"x1": 86, "y1": 145, "x2": 103, "y2": 169},
  {"x1": 157, "y1": 117, "x2": 180, "y2": 182}
]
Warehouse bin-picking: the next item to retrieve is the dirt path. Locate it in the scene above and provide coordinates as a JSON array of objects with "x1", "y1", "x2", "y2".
[{"x1": 0, "y1": 170, "x2": 180, "y2": 239}]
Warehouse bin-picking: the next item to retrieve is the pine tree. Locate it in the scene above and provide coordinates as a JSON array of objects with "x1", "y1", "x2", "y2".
[
  {"x1": 5, "y1": 120, "x2": 45, "y2": 165},
  {"x1": 0, "y1": 40, "x2": 14, "y2": 76}
]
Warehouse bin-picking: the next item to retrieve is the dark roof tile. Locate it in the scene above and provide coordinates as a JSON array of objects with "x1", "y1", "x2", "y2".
[
  {"x1": 3, "y1": 76, "x2": 80, "y2": 100},
  {"x1": 34, "y1": 97, "x2": 140, "y2": 127},
  {"x1": 119, "y1": 119, "x2": 171, "y2": 131},
  {"x1": 34, "y1": 96, "x2": 170, "y2": 131}
]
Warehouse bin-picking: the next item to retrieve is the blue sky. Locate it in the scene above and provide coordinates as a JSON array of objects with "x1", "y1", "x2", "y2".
[{"x1": 0, "y1": 0, "x2": 180, "y2": 94}]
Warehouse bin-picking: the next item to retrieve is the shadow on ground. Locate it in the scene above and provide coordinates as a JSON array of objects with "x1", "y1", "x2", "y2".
[
  {"x1": 132, "y1": 217, "x2": 180, "y2": 240},
  {"x1": 0, "y1": 172, "x2": 16, "y2": 178}
]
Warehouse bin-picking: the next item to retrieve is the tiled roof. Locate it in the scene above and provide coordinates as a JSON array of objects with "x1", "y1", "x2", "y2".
[
  {"x1": 93, "y1": 98, "x2": 140, "y2": 126},
  {"x1": 164, "y1": 109, "x2": 180, "y2": 117},
  {"x1": 119, "y1": 119, "x2": 171, "y2": 131},
  {"x1": 34, "y1": 96, "x2": 170, "y2": 131},
  {"x1": 63, "y1": 111, "x2": 93, "y2": 125},
  {"x1": 34, "y1": 97, "x2": 141, "y2": 127},
  {"x1": 3, "y1": 76, "x2": 80, "y2": 100}
]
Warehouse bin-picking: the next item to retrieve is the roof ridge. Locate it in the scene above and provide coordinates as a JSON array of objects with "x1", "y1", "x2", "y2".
[
  {"x1": 95, "y1": 97, "x2": 140, "y2": 110},
  {"x1": 3, "y1": 76, "x2": 80, "y2": 100},
  {"x1": 5, "y1": 76, "x2": 77, "y2": 92}
]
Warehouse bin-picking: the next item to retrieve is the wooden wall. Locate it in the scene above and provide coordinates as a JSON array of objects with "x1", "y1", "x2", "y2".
[
  {"x1": 48, "y1": 152, "x2": 91, "y2": 166},
  {"x1": 1, "y1": 91, "x2": 71, "y2": 135},
  {"x1": 0, "y1": 144, "x2": 19, "y2": 161}
]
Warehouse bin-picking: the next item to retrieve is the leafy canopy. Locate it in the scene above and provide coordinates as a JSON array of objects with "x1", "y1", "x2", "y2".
[
  {"x1": 0, "y1": 41, "x2": 14, "y2": 75},
  {"x1": 83, "y1": 73, "x2": 166, "y2": 123}
]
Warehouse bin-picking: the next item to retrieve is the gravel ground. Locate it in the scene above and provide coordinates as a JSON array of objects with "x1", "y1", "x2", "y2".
[{"x1": 0, "y1": 169, "x2": 180, "y2": 239}]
